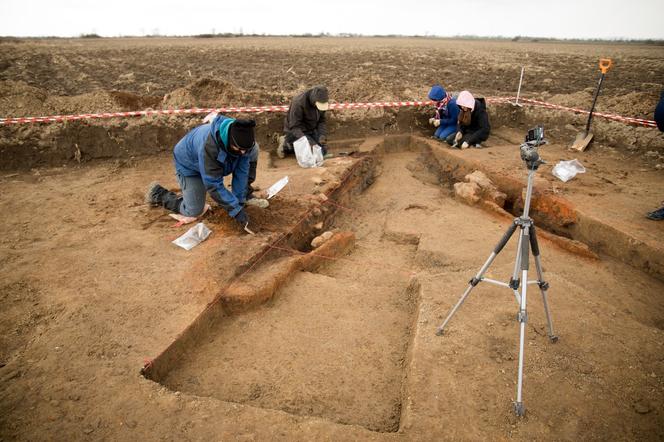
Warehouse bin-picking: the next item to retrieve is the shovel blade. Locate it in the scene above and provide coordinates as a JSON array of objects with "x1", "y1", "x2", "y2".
[{"x1": 571, "y1": 131, "x2": 593, "y2": 152}]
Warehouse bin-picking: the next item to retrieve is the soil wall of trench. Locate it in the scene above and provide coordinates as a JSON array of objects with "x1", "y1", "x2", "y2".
[{"x1": 1, "y1": 103, "x2": 662, "y2": 171}]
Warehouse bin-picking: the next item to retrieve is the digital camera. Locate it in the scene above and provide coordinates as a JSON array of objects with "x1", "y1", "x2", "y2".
[{"x1": 525, "y1": 125, "x2": 545, "y2": 145}]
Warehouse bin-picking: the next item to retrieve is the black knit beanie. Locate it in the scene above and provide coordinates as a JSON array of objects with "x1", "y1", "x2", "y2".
[
  {"x1": 229, "y1": 119, "x2": 256, "y2": 150},
  {"x1": 309, "y1": 85, "x2": 329, "y2": 104}
]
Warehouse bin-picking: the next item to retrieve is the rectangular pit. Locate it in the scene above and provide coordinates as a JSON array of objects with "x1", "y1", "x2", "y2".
[
  {"x1": 142, "y1": 140, "x2": 424, "y2": 432},
  {"x1": 161, "y1": 267, "x2": 419, "y2": 432}
]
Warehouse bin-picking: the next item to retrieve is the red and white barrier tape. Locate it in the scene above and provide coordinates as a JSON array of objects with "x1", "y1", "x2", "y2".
[
  {"x1": 513, "y1": 98, "x2": 658, "y2": 128},
  {"x1": 0, "y1": 98, "x2": 657, "y2": 128}
]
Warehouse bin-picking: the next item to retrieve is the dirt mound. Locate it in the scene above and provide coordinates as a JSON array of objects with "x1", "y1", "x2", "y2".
[
  {"x1": 0, "y1": 80, "x2": 48, "y2": 117},
  {"x1": 547, "y1": 90, "x2": 660, "y2": 120},
  {"x1": 162, "y1": 78, "x2": 283, "y2": 109},
  {"x1": 0, "y1": 80, "x2": 162, "y2": 117}
]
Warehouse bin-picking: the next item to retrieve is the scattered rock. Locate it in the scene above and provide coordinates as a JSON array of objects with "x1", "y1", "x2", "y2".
[
  {"x1": 454, "y1": 181, "x2": 481, "y2": 204},
  {"x1": 466, "y1": 171, "x2": 494, "y2": 189},
  {"x1": 311, "y1": 231, "x2": 334, "y2": 249},
  {"x1": 313, "y1": 222, "x2": 323, "y2": 230},
  {"x1": 455, "y1": 171, "x2": 506, "y2": 207}
]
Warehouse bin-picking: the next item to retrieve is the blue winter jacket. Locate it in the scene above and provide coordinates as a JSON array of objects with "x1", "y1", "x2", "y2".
[
  {"x1": 173, "y1": 115, "x2": 250, "y2": 217},
  {"x1": 655, "y1": 90, "x2": 664, "y2": 132},
  {"x1": 436, "y1": 97, "x2": 460, "y2": 127}
]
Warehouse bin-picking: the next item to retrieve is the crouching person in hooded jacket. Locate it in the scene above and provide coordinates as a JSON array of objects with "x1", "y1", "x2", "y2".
[
  {"x1": 446, "y1": 90, "x2": 491, "y2": 149},
  {"x1": 277, "y1": 85, "x2": 329, "y2": 158},
  {"x1": 145, "y1": 115, "x2": 264, "y2": 231},
  {"x1": 428, "y1": 84, "x2": 459, "y2": 140}
]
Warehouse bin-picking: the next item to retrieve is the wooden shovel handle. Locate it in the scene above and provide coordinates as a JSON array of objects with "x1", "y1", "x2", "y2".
[{"x1": 599, "y1": 58, "x2": 613, "y2": 74}]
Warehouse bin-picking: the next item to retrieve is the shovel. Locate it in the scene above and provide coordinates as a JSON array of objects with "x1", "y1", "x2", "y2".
[{"x1": 571, "y1": 58, "x2": 613, "y2": 151}]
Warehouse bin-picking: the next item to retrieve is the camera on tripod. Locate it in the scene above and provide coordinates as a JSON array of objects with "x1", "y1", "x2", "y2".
[{"x1": 520, "y1": 125, "x2": 546, "y2": 170}]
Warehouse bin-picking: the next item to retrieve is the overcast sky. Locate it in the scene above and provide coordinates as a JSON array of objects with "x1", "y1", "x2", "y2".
[{"x1": 1, "y1": 0, "x2": 663, "y2": 40}]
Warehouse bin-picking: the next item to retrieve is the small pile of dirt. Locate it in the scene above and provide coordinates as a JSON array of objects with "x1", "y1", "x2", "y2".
[
  {"x1": 333, "y1": 73, "x2": 397, "y2": 102},
  {"x1": 205, "y1": 196, "x2": 313, "y2": 235},
  {"x1": 0, "y1": 80, "x2": 162, "y2": 117},
  {"x1": 599, "y1": 91, "x2": 661, "y2": 119},
  {"x1": 547, "y1": 90, "x2": 660, "y2": 120},
  {"x1": 0, "y1": 80, "x2": 48, "y2": 117},
  {"x1": 162, "y1": 78, "x2": 282, "y2": 109}
]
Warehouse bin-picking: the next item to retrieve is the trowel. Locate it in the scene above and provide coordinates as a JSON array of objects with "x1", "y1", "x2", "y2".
[{"x1": 571, "y1": 58, "x2": 613, "y2": 152}]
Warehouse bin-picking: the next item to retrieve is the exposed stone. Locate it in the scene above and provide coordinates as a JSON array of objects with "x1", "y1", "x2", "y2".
[
  {"x1": 311, "y1": 231, "x2": 334, "y2": 249},
  {"x1": 487, "y1": 189, "x2": 507, "y2": 206},
  {"x1": 453, "y1": 181, "x2": 481, "y2": 205},
  {"x1": 465, "y1": 171, "x2": 494, "y2": 190}
]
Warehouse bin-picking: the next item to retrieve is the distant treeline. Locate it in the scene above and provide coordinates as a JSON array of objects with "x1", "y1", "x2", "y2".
[
  {"x1": 0, "y1": 33, "x2": 662, "y2": 45},
  {"x1": 89, "y1": 33, "x2": 664, "y2": 44}
]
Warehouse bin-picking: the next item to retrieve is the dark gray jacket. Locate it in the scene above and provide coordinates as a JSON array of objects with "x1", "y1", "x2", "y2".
[
  {"x1": 284, "y1": 86, "x2": 327, "y2": 145},
  {"x1": 459, "y1": 98, "x2": 491, "y2": 145}
]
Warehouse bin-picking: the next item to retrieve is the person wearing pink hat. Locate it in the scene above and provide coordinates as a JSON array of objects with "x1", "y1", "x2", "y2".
[{"x1": 446, "y1": 90, "x2": 491, "y2": 149}]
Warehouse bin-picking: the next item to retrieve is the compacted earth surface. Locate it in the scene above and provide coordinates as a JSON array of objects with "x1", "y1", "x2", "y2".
[{"x1": 0, "y1": 37, "x2": 663, "y2": 441}]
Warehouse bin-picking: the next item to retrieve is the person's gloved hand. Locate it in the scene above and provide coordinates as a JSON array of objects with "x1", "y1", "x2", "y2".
[
  {"x1": 454, "y1": 131, "x2": 463, "y2": 143},
  {"x1": 428, "y1": 118, "x2": 436, "y2": 126},
  {"x1": 461, "y1": 141, "x2": 470, "y2": 149},
  {"x1": 433, "y1": 119, "x2": 441, "y2": 127},
  {"x1": 234, "y1": 208, "x2": 249, "y2": 226}
]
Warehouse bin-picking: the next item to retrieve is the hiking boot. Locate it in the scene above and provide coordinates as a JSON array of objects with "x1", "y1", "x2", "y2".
[
  {"x1": 646, "y1": 206, "x2": 664, "y2": 220},
  {"x1": 145, "y1": 182, "x2": 169, "y2": 206},
  {"x1": 276, "y1": 136, "x2": 286, "y2": 159}
]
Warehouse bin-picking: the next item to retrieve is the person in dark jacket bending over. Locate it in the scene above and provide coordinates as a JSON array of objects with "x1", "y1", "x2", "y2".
[
  {"x1": 145, "y1": 115, "x2": 262, "y2": 230},
  {"x1": 277, "y1": 85, "x2": 329, "y2": 158},
  {"x1": 446, "y1": 90, "x2": 491, "y2": 149},
  {"x1": 428, "y1": 84, "x2": 459, "y2": 141}
]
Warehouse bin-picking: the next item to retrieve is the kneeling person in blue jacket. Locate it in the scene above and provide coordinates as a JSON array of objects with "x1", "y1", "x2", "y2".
[
  {"x1": 428, "y1": 84, "x2": 459, "y2": 140},
  {"x1": 146, "y1": 115, "x2": 260, "y2": 229}
]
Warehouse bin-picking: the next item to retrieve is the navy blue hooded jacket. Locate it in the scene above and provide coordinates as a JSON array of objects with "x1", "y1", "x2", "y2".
[
  {"x1": 173, "y1": 115, "x2": 250, "y2": 217},
  {"x1": 655, "y1": 90, "x2": 664, "y2": 132},
  {"x1": 428, "y1": 85, "x2": 459, "y2": 127}
]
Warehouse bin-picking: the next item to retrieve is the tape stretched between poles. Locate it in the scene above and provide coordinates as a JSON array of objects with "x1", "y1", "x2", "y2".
[{"x1": 0, "y1": 98, "x2": 656, "y2": 128}]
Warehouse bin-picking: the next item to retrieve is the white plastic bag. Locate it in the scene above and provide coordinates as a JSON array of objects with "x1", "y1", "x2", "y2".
[
  {"x1": 172, "y1": 222, "x2": 212, "y2": 250},
  {"x1": 293, "y1": 136, "x2": 324, "y2": 168},
  {"x1": 552, "y1": 159, "x2": 586, "y2": 182}
]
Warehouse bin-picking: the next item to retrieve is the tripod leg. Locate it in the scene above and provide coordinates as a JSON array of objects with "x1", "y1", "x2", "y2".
[
  {"x1": 530, "y1": 226, "x2": 558, "y2": 343},
  {"x1": 509, "y1": 227, "x2": 524, "y2": 305},
  {"x1": 514, "y1": 226, "x2": 531, "y2": 417},
  {"x1": 436, "y1": 221, "x2": 518, "y2": 336}
]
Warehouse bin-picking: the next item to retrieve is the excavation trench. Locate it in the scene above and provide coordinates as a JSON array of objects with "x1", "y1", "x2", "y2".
[
  {"x1": 140, "y1": 134, "x2": 663, "y2": 434},
  {"x1": 143, "y1": 139, "x2": 428, "y2": 432}
]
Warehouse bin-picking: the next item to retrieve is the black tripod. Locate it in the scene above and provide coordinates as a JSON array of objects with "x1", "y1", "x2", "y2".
[{"x1": 435, "y1": 128, "x2": 558, "y2": 416}]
